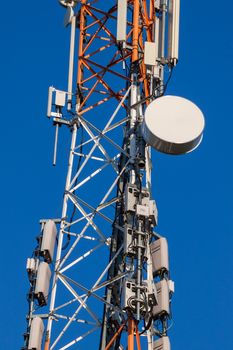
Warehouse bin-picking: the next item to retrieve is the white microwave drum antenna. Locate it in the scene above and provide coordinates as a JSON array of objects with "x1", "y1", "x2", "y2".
[{"x1": 142, "y1": 95, "x2": 205, "y2": 155}]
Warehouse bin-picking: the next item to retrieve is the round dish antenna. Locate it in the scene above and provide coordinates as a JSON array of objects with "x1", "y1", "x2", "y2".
[
  {"x1": 59, "y1": 0, "x2": 78, "y2": 8},
  {"x1": 142, "y1": 95, "x2": 205, "y2": 155}
]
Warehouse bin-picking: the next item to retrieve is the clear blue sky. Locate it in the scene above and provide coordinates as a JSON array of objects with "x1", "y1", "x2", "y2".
[{"x1": 0, "y1": 1, "x2": 233, "y2": 349}]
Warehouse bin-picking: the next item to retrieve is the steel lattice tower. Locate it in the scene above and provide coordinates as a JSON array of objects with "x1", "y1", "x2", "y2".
[{"x1": 22, "y1": 1, "x2": 187, "y2": 350}]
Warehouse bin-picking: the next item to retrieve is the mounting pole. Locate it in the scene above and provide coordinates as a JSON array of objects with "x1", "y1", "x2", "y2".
[
  {"x1": 67, "y1": 13, "x2": 76, "y2": 110},
  {"x1": 53, "y1": 123, "x2": 59, "y2": 166}
]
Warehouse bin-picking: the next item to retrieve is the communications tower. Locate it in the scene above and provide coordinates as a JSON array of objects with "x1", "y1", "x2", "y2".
[{"x1": 23, "y1": 1, "x2": 204, "y2": 350}]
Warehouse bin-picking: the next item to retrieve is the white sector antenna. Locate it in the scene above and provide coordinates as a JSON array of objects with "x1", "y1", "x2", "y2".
[
  {"x1": 168, "y1": 0, "x2": 180, "y2": 65},
  {"x1": 142, "y1": 95, "x2": 205, "y2": 155}
]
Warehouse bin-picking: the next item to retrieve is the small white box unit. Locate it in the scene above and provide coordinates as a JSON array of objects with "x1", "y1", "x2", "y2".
[
  {"x1": 149, "y1": 200, "x2": 158, "y2": 225},
  {"x1": 122, "y1": 279, "x2": 150, "y2": 314},
  {"x1": 153, "y1": 280, "x2": 170, "y2": 318},
  {"x1": 26, "y1": 258, "x2": 37, "y2": 274},
  {"x1": 41, "y1": 220, "x2": 57, "y2": 263},
  {"x1": 144, "y1": 41, "x2": 157, "y2": 66},
  {"x1": 136, "y1": 204, "x2": 149, "y2": 217},
  {"x1": 28, "y1": 317, "x2": 44, "y2": 350},
  {"x1": 153, "y1": 336, "x2": 171, "y2": 350},
  {"x1": 141, "y1": 192, "x2": 150, "y2": 206},
  {"x1": 121, "y1": 279, "x2": 136, "y2": 310},
  {"x1": 125, "y1": 184, "x2": 138, "y2": 212},
  {"x1": 34, "y1": 262, "x2": 51, "y2": 306},
  {"x1": 125, "y1": 183, "x2": 150, "y2": 212},
  {"x1": 55, "y1": 89, "x2": 66, "y2": 107},
  {"x1": 150, "y1": 238, "x2": 169, "y2": 275},
  {"x1": 124, "y1": 225, "x2": 135, "y2": 256}
]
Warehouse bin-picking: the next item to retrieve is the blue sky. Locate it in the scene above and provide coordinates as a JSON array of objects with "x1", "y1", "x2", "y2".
[{"x1": 0, "y1": 1, "x2": 233, "y2": 349}]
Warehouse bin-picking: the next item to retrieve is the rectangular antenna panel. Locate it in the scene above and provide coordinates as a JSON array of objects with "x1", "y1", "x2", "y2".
[
  {"x1": 153, "y1": 280, "x2": 170, "y2": 318},
  {"x1": 35, "y1": 262, "x2": 51, "y2": 306},
  {"x1": 144, "y1": 42, "x2": 157, "y2": 66},
  {"x1": 150, "y1": 237, "x2": 169, "y2": 275},
  {"x1": 125, "y1": 184, "x2": 137, "y2": 212},
  {"x1": 28, "y1": 317, "x2": 44, "y2": 350},
  {"x1": 117, "y1": 0, "x2": 127, "y2": 42},
  {"x1": 41, "y1": 220, "x2": 57, "y2": 263},
  {"x1": 55, "y1": 89, "x2": 66, "y2": 107},
  {"x1": 153, "y1": 336, "x2": 171, "y2": 350},
  {"x1": 149, "y1": 200, "x2": 158, "y2": 225},
  {"x1": 153, "y1": 11, "x2": 161, "y2": 79},
  {"x1": 47, "y1": 86, "x2": 54, "y2": 117},
  {"x1": 168, "y1": 0, "x2": 180, "y2": 64}
]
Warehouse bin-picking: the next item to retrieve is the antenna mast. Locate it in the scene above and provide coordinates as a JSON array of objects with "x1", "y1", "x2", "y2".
[{"x1": 22, "y1": 1, "x2": 203, "y2": 350}]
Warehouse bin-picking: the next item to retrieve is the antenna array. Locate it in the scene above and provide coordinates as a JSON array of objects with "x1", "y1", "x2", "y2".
[{"x1": 22, "y1": 1, "x2": 203, "y2": 350}]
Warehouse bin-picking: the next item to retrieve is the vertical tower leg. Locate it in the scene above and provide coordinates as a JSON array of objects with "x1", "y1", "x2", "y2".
[{"x1": 128, "y1": 319, "x2": 135, "y2": 350}]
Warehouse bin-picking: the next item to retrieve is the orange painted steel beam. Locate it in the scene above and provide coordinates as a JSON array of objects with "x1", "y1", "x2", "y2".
[
  {"x1": 85, "y1": 6, "x2": 116, "y2": 40},
  {"x1": 88, "y1": 5, "x2": 118, "y2": 21},
  {"x1": 82, "y1": 24, "x2": 108, "y2": 55},
  {"x1": 77, "y1": 2, "x2": 129, "y2": 115},
  {"x1": 79, "y1": 77, "x2": 100, "y2": 109},
  {"x1": 85, "y1": 33, "x2": 111, "y2": 41},
  {"x1": 79, "y1": 89, "x2": 126, "y2": 116},
  {"x1": 80, "y1": 49, "x2": 129, "y2": 108},
  {"x1": 139, "y1": 31, "x2": 150, "y2": 104},
  {"x1": 150, "y1": 0, "x2": 154, "y2": 21},
  {"x1": 83, "y1": 57, "x2": 130, "y2": 81},
  {"x1": 128, "y1": 319, "x2": 135, "y2": 350},
  {"x1": 84, "y1": 43, "x2": 114, "y2": 60},
  {"x1": 128, "y1": 319, "x2": 142, "y2": 350},
  {"x1": 77, "y1": 2, "x2": 86, "y2": 87},
  {"x1": 142, "y1": 0, "x2": 153, "y2": 42},
  {"x1": 81, "y1": 86, "x2": 109, "y2": 95},
  {"x1": 81, "y1": 60, "x2": 123, "y2": 104},
  {"x1": 135, "y1": 324, "x2": 142, "y2": 350},
  {"x1": 132, "y1": 0, "x2": 140, "y2": 62},
  {"x1": 81, "y1": 52, "x2": 132, "y2": 85},
  {"x1": 76, "y1": 1, "x2": 156, "y2": 116},
  {"x1": 104, "y1": 322, "x2": 126, "y2": 350},
  {"x1": 44, "y1": 338, "x2": 50, "y2": 350},
  {"x1": 78, "y1": 56, "x2": 124, "y2": 111}
]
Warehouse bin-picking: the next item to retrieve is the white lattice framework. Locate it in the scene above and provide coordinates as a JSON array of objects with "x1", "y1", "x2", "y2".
[{"x1": 26, "y1": 1, "x2": 176, "y2": 349}]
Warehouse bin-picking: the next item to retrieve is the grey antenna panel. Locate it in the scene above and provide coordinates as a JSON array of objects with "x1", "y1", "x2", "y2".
[{"x1": 28, "y1": 317, "x2": 44, "y2": 350}]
